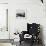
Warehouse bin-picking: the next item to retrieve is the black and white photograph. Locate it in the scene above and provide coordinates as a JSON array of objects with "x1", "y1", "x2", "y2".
[{"x1": 0, "y1": 0, "x2": 46, "y2": 46}]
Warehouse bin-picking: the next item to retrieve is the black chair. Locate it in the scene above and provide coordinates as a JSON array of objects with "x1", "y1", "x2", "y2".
[
  {"x1": 19, "y1": 23, "x2": 40, "y2": 46},
  {"x1": 27, "y1": 23, "x2": 40, "y2": 43}
]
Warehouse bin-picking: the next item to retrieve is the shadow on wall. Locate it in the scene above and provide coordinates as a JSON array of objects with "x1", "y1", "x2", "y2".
[{"x1": 40, "y1": 25, "x2": 45, "y2": 46}]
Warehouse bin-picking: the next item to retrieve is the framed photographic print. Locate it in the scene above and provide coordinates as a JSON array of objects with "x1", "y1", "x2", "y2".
[{"x1": 16, "y1": 9, "x2": 26, "y2": 18}]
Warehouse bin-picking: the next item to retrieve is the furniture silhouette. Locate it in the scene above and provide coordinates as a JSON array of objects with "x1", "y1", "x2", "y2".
[{"x1": 19, "y1": 23, "x2": 40, "y2": 46}]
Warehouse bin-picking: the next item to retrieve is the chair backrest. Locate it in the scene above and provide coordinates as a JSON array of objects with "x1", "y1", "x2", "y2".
[{"x1": 27, "y1": 23, "x2": 40, "y2": 35}]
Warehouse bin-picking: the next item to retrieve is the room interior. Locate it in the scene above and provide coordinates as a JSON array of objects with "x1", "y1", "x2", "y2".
[{"x1": 0, "y1": 0, "x2": 46, "y2": 46}]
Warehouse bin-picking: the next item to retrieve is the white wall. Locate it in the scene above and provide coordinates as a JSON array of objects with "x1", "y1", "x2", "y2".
[
  {"x1": 9, "y1": 0, "x2": 43, "y2": 38},
  {"x1": 0, "y1": 0, "x2": 8, "y2": 3},
  {"x1": 9, "y1": 0, "x2": 46, "y2": 46}
]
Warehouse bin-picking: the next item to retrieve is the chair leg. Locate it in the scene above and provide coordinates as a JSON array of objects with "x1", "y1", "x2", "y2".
[
  {"x1": 30, "y1": 39, "x2": 34, "y2": 46},
  {"x1": 20, "y1": 41, "x2": 21, "y2": 45},
  {"x1": 30, "y1": 41, "x2": 34, "y2": 46}
]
